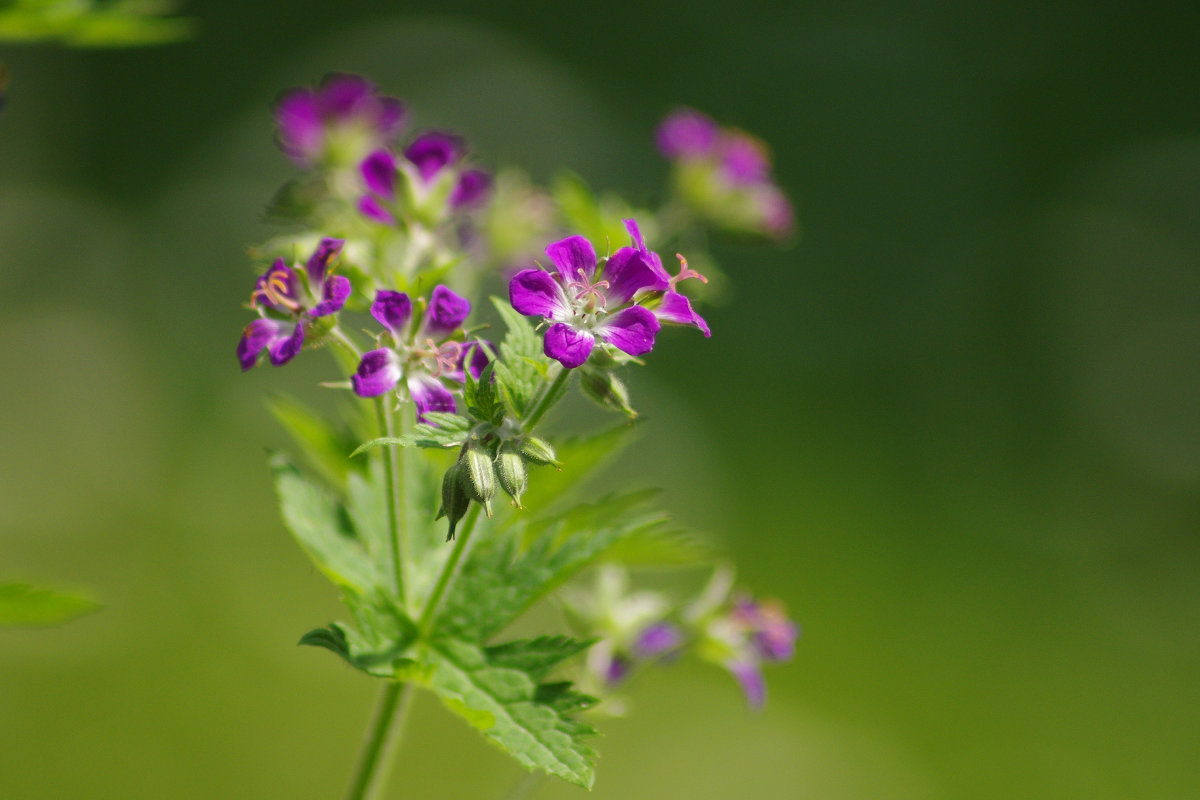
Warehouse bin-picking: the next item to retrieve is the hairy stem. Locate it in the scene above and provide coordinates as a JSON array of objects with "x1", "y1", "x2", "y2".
[
  {"x1": 522, "y1": 366, "x2": 570, "y2": 431},
  {"x1": 375, "y1": 399, "x2": 406, "y2": 606},
  {"x1": 417, "y1": 503, "x2": 483, "y2": 636},
  {"x1": 342, "y1": 681, "x2": 417, "y2": 800}
]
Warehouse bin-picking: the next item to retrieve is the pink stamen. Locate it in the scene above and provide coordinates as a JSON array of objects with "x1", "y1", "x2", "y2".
[
  {"x1": 566, "y1": 268, "x2": 611, "y2": 308},
  {"x1": 671, "y1": 254, "x2": 707, "y2": 289}
]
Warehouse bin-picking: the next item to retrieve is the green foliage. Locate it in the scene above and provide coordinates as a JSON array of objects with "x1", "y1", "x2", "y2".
[
  {"x1": 0, "y1": 581, "x2": 100, "y2": 627},
  {"x1": 463, "y1": 361, "x2": 505, "y2": 428},
  {"x1": 419, "y1": 638, "x2": 597, "y2": 788},
  {"x1": 349, "y1": 413, "x2": 473, "y2": 455},
  {"x1": 517, "y1": 421, "x2": 640, "y2": 511},
  {"x1": 551, "y1": 173, "x2": 647, "y2": 251},
  {"x1": 268, "y1": 394, "x2": 361, "y2": 488},
  {"x1": 489, "y1": 296, "x2": 549, "y2": 418},
  {"x1": 0, "y1": 0, "x2": 194, "y2": 47}
]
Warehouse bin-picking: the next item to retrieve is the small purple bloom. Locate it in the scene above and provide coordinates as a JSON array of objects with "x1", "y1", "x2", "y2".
[
  {"x1": 404, "y1": 132, "x2": 463, "y2": 182},
  {"x1": 634, "y1": 622, "x2": 683, "y2": 658},
  {"x1": 238, "y1": 238, "x2": 350, "y2": 371},
  {"x1": 623, "y1": 219, "x2": 711, "y2": 338},
  {"x1": 656, "y1": 108, "x2": 720, "y2": 159},
  {"x1": 509, "y1": 231, "x2": 669, "y2": 368},
  {"x1": 728, "y1": 660, "x2": 767, "y2": 708},
  {"x1": 350, "y1": 285, "x2": 487, "y2": 422},
  {"x1": 274, "y1": 73, "x2": 406, "y2": 167},
  {"x1": 732, "y1": 597, "x2": 800, "y2": 663},
  {"x1": 450, "y1": 169, "x2": 491, "y2": 209},
  {"x1": 718, "y1": 132, "x2": 771, "y2": 185}
]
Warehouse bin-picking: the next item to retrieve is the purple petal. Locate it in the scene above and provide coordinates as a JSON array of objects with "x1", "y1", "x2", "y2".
[
  {"x1": 544, "y1": 323, "x2": 594, "y2": 369},
  {"x1": 728, "y1": 660, "x2": 766, "y2": 708},
  {"x1": 268, "y1": 320, "x2": 305, "y2": 366},
  {"x1": 312, "y1": 275, "x2": 352, "y2": 317},
  {"x1": 360, "y1": 150, "x2": 397, "y2": 200},
  {"x1": 407, "y1": 373, "x2": 457, "y2": 421},
  {"x1": 656, "y1": 291, "x2": 711, "y2": 337},
  {"x1": 755, "y1": 621, "x2": 799, "y2": 662},
  {"x1": 757, "y1": 185, "x2": 795, "y2": 240},
  {"x1": 404, "y1": 132, "x2": 462, "y2": 182},
  {"x1": 545, "y1": 235, "x2": 596, "y2": 283},
  {"x1": 421, "y1": 285, "x2": 471, "y2": 338},
  {"x1": 250, "y1": 260, "x2": 300, "y2": 312},
  {"x1": 237, "y1": 318, "x2": 285, "y2": 371},
  {"x1": 305, "y1": 237, "x2": 344, "y2": 285},
  {"x1": 604, "y1": 654, "x2": 632, "y2": 686},
  {"x1": 274, "y1": 90, "x2": 323, "y2": 164},
  {"x1": 460, "y1": 340, "x2": 492, "y2": 380},
  {"x1": 623, "y1": 218, "x2": 668, "y2": 279},
  {"x1": 351, "y1": 348, "x2": 402, "y2": 397},
  {"x1": 597, "y1": 305, "x2": 660, "y2": 357},
  {"x1": 371, "y1": 290, "x2": 412, "y2": 335},
  {"x1": 357, "y1": 195, "x2": 395, "y2": 225},
  {"x1": 377, "y1": 97, "x2": 407, "y2": 136},
  {"x1": 656, "y1": 108, "x2": 719, "y2": 159},
  {"x1": 449, "y1": 169, "x2": 491, "y2": 209},
  {"x1": 624, "y1": 218, "x2": 648, "y2": 252},
  {"x1": 634, "y1": 623, "x2": 683, "y2": 658},
  {"x1": 317, "y1": 73, "x2": 373, "y2": 118},
  {"x1": 509, "y1": 269, "x2": 570, "y2": 321},
  {"x1": 719, "y1": 133, "x2": 770, "y2": 185},
  {"x1": 601, "y1": 247, "x2": 668, "y2": 306}
]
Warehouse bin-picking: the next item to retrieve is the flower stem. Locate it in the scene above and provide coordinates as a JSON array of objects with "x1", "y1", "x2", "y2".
[
  {"x1": 522, "y1": 367, "x2": 570, "y2": 431},
  {"x1": 417, "y1": 503, "x2": 482, "y2": 636},
  {"x1": 375, "y1": 398, "x2": 406, "y2": 607},
  {"x1": 341, "y1": 681, "x2": 417, "y2": 800},
  {"x1": 501, "y1": 771, "x2": 546, "y2": 800}
]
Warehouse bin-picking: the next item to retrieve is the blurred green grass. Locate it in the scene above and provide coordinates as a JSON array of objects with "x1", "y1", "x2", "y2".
[{"x1": 2, "y1": 3, "x2": 1198, "y2": 798}]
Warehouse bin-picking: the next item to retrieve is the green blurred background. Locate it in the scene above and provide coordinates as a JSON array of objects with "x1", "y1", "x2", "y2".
[{"x1": 3, "y1": 1, "x2": 1199, "y2": 797}]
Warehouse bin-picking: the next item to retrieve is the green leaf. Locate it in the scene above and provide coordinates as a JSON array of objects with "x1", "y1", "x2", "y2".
[
  {"x1": 484, "y1": 636, "x2": 593, "y2": 681},
  {"x1": 298, "y1": 610, "x2": 416, "y2": 679},
  {"x1": 270, "y1": 454, "x2": 377, "y2": 595},
  {"x1": 489, "y1": 296, "x2": 548, "y2": 417},
  {"x1": 0, "y1": 582, "x2": 100, "y2": 627},
  {"x1": 517, "y1": 421, "x2": 641, "y2": 512},
  {"x1": 350, "y1": 413, "x2": 472, "y2": 455},
  {"x1": 421, "y1": 638, "x2": 596, "y2": 788},
  {"x1": 268, "y1": 394, "x2": 360, "y2": 488},
  {"x1": 434, "y1": 491, "x2": 674, "y2": 641}
]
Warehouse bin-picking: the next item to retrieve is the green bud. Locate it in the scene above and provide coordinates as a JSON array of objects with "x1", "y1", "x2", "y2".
[
  {"x1": 495, "y1": 444, "x2": 528, "y2": 508},
  {"x1": 462, "y1": 442, "x2": 495, "y2": 518},
  {"x1": 518, "y1": 436, "x2": 559, "y2": 467},
  {"x1": 580, "y1": 368, "x2": 637, "y2": 418},
  {"x1": 439, "y1": 462, "x2": 471, "y2": 541}
]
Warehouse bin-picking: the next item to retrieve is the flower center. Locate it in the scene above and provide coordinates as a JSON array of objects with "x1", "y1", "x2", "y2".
[
  {"x1": 250, "y1": 266, "x2": 302, "y2": 312},
  {"x1": 411, "y1": 338, "x2": 463, "y2": 378},
  {"x1": 565, "y1": 268, "x2": 610, "y2": 314}
]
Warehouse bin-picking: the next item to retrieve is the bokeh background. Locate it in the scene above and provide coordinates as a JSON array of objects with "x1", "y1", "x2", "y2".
[{"x1": 3, "y1": 1, "x2": 1199, "y2": 798}]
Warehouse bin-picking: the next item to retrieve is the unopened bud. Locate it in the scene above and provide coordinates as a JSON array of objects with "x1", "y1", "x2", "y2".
[
  {"x1": 495, "y1": 444, "x2": 528, "y2": 508},
  {"x1": 439, "y1": 462, "x2": 471, "y2": 540},
  {"x1": 518, "y1": 436, "x2": 559, "y2": 467},
  {"x1": 461, "y1": 442, "x2": 495, "y2": 517},
  {"x1": 580, "y1": 368, "x2": 637, "y2": 418}
]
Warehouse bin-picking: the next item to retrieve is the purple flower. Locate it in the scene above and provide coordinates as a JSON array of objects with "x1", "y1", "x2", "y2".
[
  {"x1": 350, "y1": 285, "x2": 488, "y2": 421},
  {"x1": 274, "y1": 73, "x2": 406, "y2": 167},
  {"x1": 622, "y1": 219, "x2": 711, "y2": 338},
  {"x1": 509, "y1": 233, "x2": 669, "y2": 368},
  {"x1": 238, "y1": 238, "x2": 350, "y2": 371},
  {"x1": 355, "y1": 135, "x2": 491, "y2": 225},
  {"x1": 656, "y1": 108, "x2": 720, "y2": 159},
  {"x1": 715, "y1": 596, "x2": 799, "y2": 708}
]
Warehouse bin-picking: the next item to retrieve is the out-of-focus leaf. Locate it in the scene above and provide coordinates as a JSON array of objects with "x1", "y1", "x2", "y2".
[{"x1": 0, "y1": 582, "x2": 100, "y2": 627}]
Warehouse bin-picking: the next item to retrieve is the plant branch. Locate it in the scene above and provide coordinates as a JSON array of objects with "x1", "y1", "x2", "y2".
[
  {"x1": 417, "y1": 503, "x2": 482, "y2": 636},
  {"x1": 522, "y1": 366, "x2": 570, "y2": 431},
  {"x1": 341, "y1": 681, "x2": 417, "y2": 800},
  {"x1": 375, "y1": 398, "x2": 406, "y2": 607}
]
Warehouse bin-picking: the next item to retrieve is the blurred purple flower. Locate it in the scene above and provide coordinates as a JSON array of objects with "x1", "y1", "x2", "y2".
[{"x1": 274, "y1": 73, "x2": 406, "y2": 167}]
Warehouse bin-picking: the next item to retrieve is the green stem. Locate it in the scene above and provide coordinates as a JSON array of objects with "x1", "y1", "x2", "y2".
[
  {"x1": 342, "y1": 682, "x2": 417, "y2": 800},
  {"x1": 375, "y1": 399, "x2": 406, "y2": 606},
  {"x1": 522, "y1": 367, "x2": 570, "y2": 431},
  {"x1": 417, "y1": 503, "x2": 482, "y2": 636},
  {"x1": 501, "y1": 771, "x2": 546, "y2": 800}
]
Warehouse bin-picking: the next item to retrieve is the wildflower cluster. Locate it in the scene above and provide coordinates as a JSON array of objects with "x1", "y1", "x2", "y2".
[
  {"x1": 658, "y1": 107, "x2": 795, "y2": 240},
  {"x1": 234, "y1": 73, "x2": 799, "y2": 794}
]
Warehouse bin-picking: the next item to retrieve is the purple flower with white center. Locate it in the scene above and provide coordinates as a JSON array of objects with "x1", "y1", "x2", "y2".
[
  {"x1": 350, "y1": 285, "x2": 488, "y2": 421},
  {"x1": 274, "y1": 73, "x2": 406, "y2": 167},
  {"x1": 237, "y1": 238, "x2": 351, "y2": 371},
  {"x1": 622, "y1": 219, "x2": 711, "y2": 338},
  {"x1": 509, "y1": 233, "x2": 669, "y2": 368}
]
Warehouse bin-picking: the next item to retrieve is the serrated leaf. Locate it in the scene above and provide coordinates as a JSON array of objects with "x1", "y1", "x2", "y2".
[
  {"x1": 489, "y1": 296, "x2": 547, "y2": 416},
  {"x1": 484, "y1": 636, "x2": 593, "y2": 681},
  {"x1": 517, "y1": 421, "x2": 641, "y2": 512},
  {"x1": 422, "y1": 638, "x2": 596, "y2": 788},
  {"x1": 434, "y1": 492, "x2": 673, "y2": 642},
  {"x1": 270, "y1": 454, "x2": 377, "y2": 595},
  {"x1": 350, "y1": 414, "x2": 473, "y2": 455},
  {"x1": 299, "y1": 611, "x2": 416, "y2": 678},
  {"x1": 599, "y1": 527, "x2": 717, "y2": 566},
  {"x1": 0, "y1": 582, "x2": 100, "y2": 627}
]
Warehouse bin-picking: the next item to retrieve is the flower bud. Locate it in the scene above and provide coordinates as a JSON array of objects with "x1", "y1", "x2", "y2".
[
  {"x1": 495, "y1": 443, "x2": 528, "y2": 508},
  {"x1": 518, "y1": 436, "x2": 559, "y2": 467},
  {"x1": 461, "y1": 442, "x2": 495, "y2": 518},
  {"x1": 580, "y1": 368, "x2": 637, "y2": 418},
  {"x1": 439, "y1": 462, "x2": 471, "y2": 541}
]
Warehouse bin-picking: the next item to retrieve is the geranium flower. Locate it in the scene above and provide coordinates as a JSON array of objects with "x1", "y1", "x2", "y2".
[
  {"x1": 508, "y1": 233, "x2": 667, "y2": 368},
  {"x1": 350, "y1": 285, "x2": 488, "y2": 421},
  {"x1": 237, "y1": 238, "x2": 351, "y2": 370},
  {"x1": 357, "y1": 133, "x2": 491, "y2": 225},
  {"x1": 622, "y1": 219, "x2": 711, "y2": 337},
  {"x1": 274, "y1": 73, "x2": 406, "y2": 167}
]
